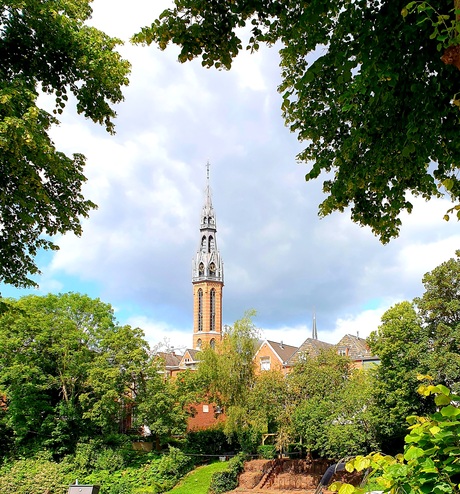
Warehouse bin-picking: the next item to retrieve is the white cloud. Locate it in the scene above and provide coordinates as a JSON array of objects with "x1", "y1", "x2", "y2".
[
  {"x1": 126, "y1": 315, "x2": 191, "y2": 351},
  {"x1": 4, "y1": 0, "x2": 459, "y2": 361},
  {"x1": 397, "y1": 236, "x2": 460, "y2": 280}
]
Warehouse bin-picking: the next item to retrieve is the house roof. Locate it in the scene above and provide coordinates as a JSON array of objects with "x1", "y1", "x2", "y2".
[
  {"x1": 156, "y1": 351, "x2": 182, "y2": 369},
  {"x1": 289, "y1": 338, "x2": 334, "y2": 365},
  {"x1": 336, "y1": 334, "x2": 375, "y2": 359},
  {"x1": 187, "y1": 348, "x2": 199, "y2": 360},
  {"x1": 178, "y1": 348, "x2": 201, "y2": 369},
  {"x1": 264, "y1": 340, "x2": 299, "y2": 364}
]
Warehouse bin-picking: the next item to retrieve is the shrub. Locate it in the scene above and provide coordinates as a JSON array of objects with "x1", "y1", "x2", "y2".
[
  {"x1": 331, "y1": 381, "x2": 460, "y2": 494},
  {"x1": 0, "y1": 452, "x2": 72, "y2": 494},
  {"x1": 157, "y1": 446, "x2": 194, "y2": 479},
  {"x1": 107, "y1": 478, "x2": 133, "y2": 494},
  {"x1": 257, "y1": 445, "x2": 276, "y2": 459},
  {"x1": 208, "y1": 470, "x2": 238, "y2": 494},
  {"x1": 208, "y1": 453, "x2": 247, "y2": 494},
  {"x1": 185, "y1": 428, "x2": 233, "y2": 456}
]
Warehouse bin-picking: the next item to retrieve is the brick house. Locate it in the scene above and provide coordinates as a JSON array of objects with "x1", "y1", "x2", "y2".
[{"x1": 254, "y1": 340, "x2": 299, "y2": 375}]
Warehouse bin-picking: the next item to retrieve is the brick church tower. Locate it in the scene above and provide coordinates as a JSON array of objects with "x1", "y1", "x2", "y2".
[{"x1": 191, "y1": 164, "x2": 224, "y2": 350}]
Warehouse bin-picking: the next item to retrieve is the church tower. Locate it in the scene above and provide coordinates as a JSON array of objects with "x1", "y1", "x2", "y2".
[{"x1": 192, "y1": 164, "x2": 224, "y2": 350}]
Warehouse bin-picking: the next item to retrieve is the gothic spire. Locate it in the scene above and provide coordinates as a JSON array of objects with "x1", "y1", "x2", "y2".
[
  {"x1": 192, "y1": 163, "x2": 223, "y2": 282},
  {"x1": 312, "y1": 311, "x2": 318, "y2": 340}
]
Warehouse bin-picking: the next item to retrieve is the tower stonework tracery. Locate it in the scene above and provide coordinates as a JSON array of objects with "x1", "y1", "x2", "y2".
[{"x1": 192, "y1": 164, "x2": 224, "y2": 349}]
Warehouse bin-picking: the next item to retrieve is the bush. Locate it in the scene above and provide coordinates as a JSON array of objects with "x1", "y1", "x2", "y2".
[
  {"x1": 257, "y1": 445, "x2": 276, "y2": 459},
  {"x1": 0, "y1": 445, "x2": 194, "y2": 494},
  {"x1": 0, "y1": 452, "x2": 72, "y2": 494},
  {"x1": 107, "y1": 479, "x2": 133, "y2": 494},
  {"x1": 208, "y1": 453, "x2": 247, "y2": 494},
  {"x1": 208, "y1": 470, "x2": 238, "y2": 494},
  {"x1": 157, "y1": 446, "x2": 194, "y2": 479},
  {"x1": 185, "y1": 428, "x2": 233, "y2": 456},
  {"x1": 65, "y1": 439, "x2": 126, "y2": 478}
]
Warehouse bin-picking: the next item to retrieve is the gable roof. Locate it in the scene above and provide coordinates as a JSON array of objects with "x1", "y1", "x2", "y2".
[
  {"x1": 289, "y1": 338, "x2": 334, "y2": 365},
  {"x1": 156, "y1": 351, "x2": 182, "y2": 369},
  {"x1": 336, "y1": 334, "x2": 375, "y2": 359},
  {"x1": 178, "y1": 348, "x2": 200, "y2": 369},
  {"x1": 260, "y1": 340, "x2": 299, "y2": 364}
]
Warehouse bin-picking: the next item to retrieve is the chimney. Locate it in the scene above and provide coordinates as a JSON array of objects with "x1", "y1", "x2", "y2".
[{"x1": 280, "y1": 341, "x2": 284, "y2": 349}]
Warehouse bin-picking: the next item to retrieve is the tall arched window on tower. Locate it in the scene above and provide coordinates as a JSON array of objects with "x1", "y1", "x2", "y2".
[
  {"x1": 210, "y1": 288, "x2": 216, "y2": 331},
  {"x1": 198, "y1": 289, "x2": 203, "y2": 332},
  {"x1": 210, "y1": 338, "x2": 216, "y2": 350},
  {"x1": 208, "y1": 236, "x2": 215, "y2": 253},
  {"x1": 196, "y1": 338, "x2": 202, "y2": 350}
]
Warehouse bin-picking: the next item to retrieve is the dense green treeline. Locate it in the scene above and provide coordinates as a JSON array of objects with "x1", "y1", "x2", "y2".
[
  {"x1": 0, "y1": 292, "x2": 188, "y2": 459},
  {"x1": 0, "y1": 253, "x2": 459, "y2": 492}
]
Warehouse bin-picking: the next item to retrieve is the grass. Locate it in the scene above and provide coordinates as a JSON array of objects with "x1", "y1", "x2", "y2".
[{"x1": 166, "y1": 460, "x2": 231, "y2": 494}]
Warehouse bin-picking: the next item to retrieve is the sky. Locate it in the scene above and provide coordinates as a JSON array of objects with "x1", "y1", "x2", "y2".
[{"x1": 2, "y1": 0, "x2": 460, "y2": 352}]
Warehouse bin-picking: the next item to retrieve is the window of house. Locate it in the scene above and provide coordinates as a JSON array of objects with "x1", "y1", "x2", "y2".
[
  {"x1": 260, "y1": 356, "x2": 271, "y2": 371},
  {"x1": 338, "y1": 349, "x2": 347, "y2": 356}
]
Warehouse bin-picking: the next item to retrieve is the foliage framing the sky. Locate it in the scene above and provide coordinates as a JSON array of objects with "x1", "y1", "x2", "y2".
[
  {"x1": 0, "y1": 0, "x2": 130, "y2": 287},
  {"x1": 134, "y1": 0, "x2": 460, "y2": 243}
]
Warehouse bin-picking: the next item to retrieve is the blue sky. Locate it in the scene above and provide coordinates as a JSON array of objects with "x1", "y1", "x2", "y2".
[{"x1": 2, "y1": 0, "x2": 460, "y2": 352}]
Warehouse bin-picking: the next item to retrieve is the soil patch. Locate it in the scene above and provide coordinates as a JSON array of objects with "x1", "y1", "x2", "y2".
[{"x1": 228, "y1": 458, "x2": 363, "y2": 494}]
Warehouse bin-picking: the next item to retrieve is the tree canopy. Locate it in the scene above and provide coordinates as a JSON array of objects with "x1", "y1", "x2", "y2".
[
  {"x1": 134, "y1": 0, "x2": 460, "y2": 242},
  {"x1": 415, "y1": 250, "x2": 460, "y2": 390},
  {"x1": 368, "y1": 251, "x2": 460, "y2": 449},
  {"x1": 0, "y1": 293, "x2": 180, "y2": 457},
  {"x1": 0, "y1": 0, "x2": 130, "y2": 287}
]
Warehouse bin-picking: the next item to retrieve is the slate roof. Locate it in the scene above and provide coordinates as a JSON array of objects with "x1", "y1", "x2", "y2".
[
  {"x1": 156, "y1": 352, "x2": 182, "y2": 369},
  {"x1": 187, "y1": 348, "x2": 200, "y2": 360},
  {"x1": 336, "y1": 334, "x2": 375, "y2": 360},
  {"x1": 265, "y1": 340, "x2": 299, "y2": 364},
  {"x1": 289, "y1": 338, "x2": 334, "y2": 365}
]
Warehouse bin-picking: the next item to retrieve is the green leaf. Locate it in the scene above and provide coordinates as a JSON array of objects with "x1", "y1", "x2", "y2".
[
  {"x1": 338, "y1": 484, "x2": 358, "y2": 494},
  {"x1": 404, "y1": 446, "x2": 425, "y2": 460},
  {"x1": 435, "y1": 394, "x2": 451, "y2": 406},
  {"x1": 441, "y1": 405, "x2": 460, "y2": 418},
  {"x1": 430, "y1": 425, "x2": 441, "y2": 435},
  {"x1": 354, "y1": 456, "x2": 371, "y2": 471},
  {"x1": 443, "y1": 179, "x2": 454, "y2": 191}
]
